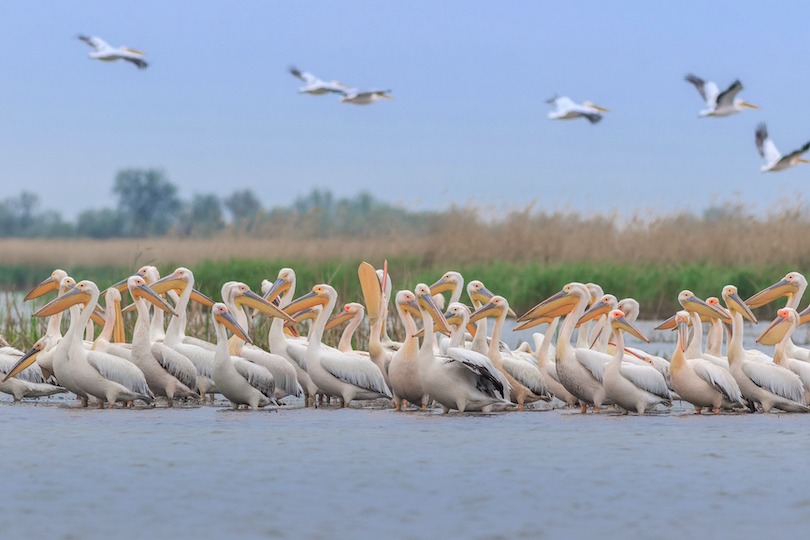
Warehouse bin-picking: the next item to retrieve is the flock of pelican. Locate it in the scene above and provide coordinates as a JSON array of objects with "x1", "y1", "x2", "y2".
[
  {"x1": 2, "y1": 263, "x2": 810, "y2": 415},
  {"x1": 289, "y1": 66, "x2": 394, "y2": 105}
]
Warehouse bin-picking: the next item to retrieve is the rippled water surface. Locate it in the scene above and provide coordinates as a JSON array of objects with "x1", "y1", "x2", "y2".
[{"x1": 2, "y1": 399, "x2": 809, "y2": 539}]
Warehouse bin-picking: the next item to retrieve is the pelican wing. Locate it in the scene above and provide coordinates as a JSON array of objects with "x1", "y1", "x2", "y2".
[
  {"x1": 755, "y1": 123, "x2": 781, "y2": 162},
  {"x1": 243, "y1": 345, "x2": 302, "y2": 396},
  {"x1": 715, "y1": 80, "x2": 743, "y2": 109},
  {"x1": 548, "y1": 96, "x2": 576, "y2": 113},
  {"x1": 233, "y1": 358, "x2": 275, "y2": 398},
  {"x1": 685, "y1": 74, "x2": 707, "y2": 101},
  {"x1": 742, "y1": 361, "x2": 806, "y2": 404},
  {"x1": 320, "y1": 352, "x2": 390, "y2": 395},
  {"x1": 780, "y1": 141, "x2": 810, "y2": 164},
  {"x1": 87, "y1": 351, "x2": 151, "y2": 396},
  {"x1": 79, "y1": 35, "x2": 112, "y2": 52},
  {"x1": 545, "y1": 362, "x2": 562, "y2": 384},
  {"x1": 445, "y1": 347, "x2": 509, "y2": 399},
  {"x1": 285, "y1": 342, "x2": 308, "y2": 370},
  {"x1": 289, "y1": 66, "x2": 318, "y2": 85},
  {"x1": 173, "y1": 343, "x2": 214, "y2": 379},
  {"x1": 685, "y1": 74, "x2": 718, "y2": 105},
  {"x1": 152, "y1": 343, "x2": 198, "y2": 390},
  {"x1": 581, "y1": 113, "x2": 602, "y2": 125},
  {"x1": 618, "y1": 364, "x2": 671, "y2": 400},
  {"x1": 575, "y1": 349, "x2": 610, "y2": 381},
  {"x1": 121, "y1": 55, "x2": 148, "y2": 69},
  {"x1": 0, "y1": 353, "x2": 46, "y2": 383},
  {"x1": 694, "y1": 361, "x2": 743, "y2": 404},
  {"x1": 789, "y1": 360, "x2": 810, "y2": 392},
  {"x1": 183, "y1": 336, "x2": 216, "y2": 351},
  {"x1": 501, "y1": 355, "x2": 550, "y2": 397}
]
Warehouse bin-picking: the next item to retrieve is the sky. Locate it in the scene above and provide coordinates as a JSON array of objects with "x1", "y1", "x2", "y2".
[{"x1": 1, "y1": 0, "x2": 809, "y2": 220}]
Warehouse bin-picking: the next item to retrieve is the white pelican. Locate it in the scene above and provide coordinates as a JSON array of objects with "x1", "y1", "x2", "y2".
[
  {"x1": 210, "y1": 303, "x2": 275, "y2": 410},
  {"x1": 0, "y1": 347, "x2": 66, "y2": 402},
  {"x1": 684, "y1": 74, "x2": 759, "y2": 117},
  {"x1": 470, "y1": 295, "x2": 551, "y2": 408},
  {"x1": 746, "y1": 272, "x2": 810, "y2": 360},
  {"x1": 704, "y1": 297, "x2": 727, "y2": 358},
  {"x1": 413, "y1": 284, "x2": 509, "y2": 413},
  {"x1": 546, "y1": 95, "x2": 610, "y2": 124},
  {"x1": 669, "y1": 311, "x2": 743, "y2": 414},
  {"x1": 603, "y1": 310, "x2": 671, "y2": 414},
  {"x1": 127, "y1": 276, "x2": 200, "y2": 406},
  {"x1": 221, "y1": 282, "x2": 302, "y2": 399},
  {"x1": 289, "y1": 66, "x2": 349, "y2": 95},
  {"x1": 34, "y1": 281, "x2": 154, "y2": 407},
  {"x1": 755, "y1": 123, "x2": 810, "y2": 172},
  {"x1": 723, "y1": 285, "x2": 809, "y2": 413},
  {"x1": 387, "y1": 290, "x2": 429, "y2": 410},
  {"x1": 77, "y1": 34, "x2": 148, "y2": 69},
  {"x1": 527, "y1": 318, "x2": 577, "y2": 407},
  {"x1": 340, "y1": 89, "x2": 394, "y2": 105},
  {"x1": 757, "y1": 308, "x2": 810, "y2": 403},
  {"x1": 284, "y1": 284, "x2": 391, "y2": 407}
]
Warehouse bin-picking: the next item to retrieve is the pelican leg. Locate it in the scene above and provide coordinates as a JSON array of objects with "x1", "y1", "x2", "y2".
[
  {"x1": 81, "y1": 397, "x2": 88, "y2": 407},
  {"x1": 97, "y1": 402, "x2": 103, "y2": 409},
  {"x1": 712, "y1": 407, "x2": 720, "y2": 414},
  {"x1": 580, "y1": 404, "x2": 587, "y2": 413},
  {"x1": 594, "y1": 407, "x2": 600, "y2": 413},
  {"x1": 402, "y1": 399, "x2": 408, "y2": 408},
  {"x1": 167, "y1": 397, "x2": 173, "y2": 408},
  {"x1": 695, "y1": 407, "x2": 702, "y2": 415},
  {"x1": 209, "y1": 393, "x2": 215, "y2": 404},
  {"x1": 517, "y1": 403, "x2": 524, "y2": 411}
]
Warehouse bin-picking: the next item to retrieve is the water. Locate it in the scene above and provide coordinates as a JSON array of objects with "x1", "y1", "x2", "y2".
[{"x1": 2, "y1": 320, "x2": 810, "y2": 538}]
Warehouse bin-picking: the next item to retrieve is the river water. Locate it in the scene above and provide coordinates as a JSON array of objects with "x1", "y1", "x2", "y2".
[{"x1": 2, "y1": 320, "x2": 809, "y2": 539}]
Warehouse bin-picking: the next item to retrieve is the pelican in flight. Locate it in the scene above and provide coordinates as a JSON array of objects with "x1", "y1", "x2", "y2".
[
  {"x1": 546, "y1": 95, "x2": 610, "y2": 124},
  {"x1": 340, "y1": 89, "x2": 394, "y2": 105},
  {"x1": 288, "y1": 66, "x2": 349, "y2": 95},
  {"x1": 77, "y1": 35, "x2": 148, "y2": 69},
  {"x1": 684, "y1": 74, "x2": 758, "y2": 117},
  {"x1": 755, "y1": 123, "x2": 810, "y2": 172}
]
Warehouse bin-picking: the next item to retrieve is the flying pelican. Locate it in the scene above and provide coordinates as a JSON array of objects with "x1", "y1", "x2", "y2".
[
  {"x1": 603, "y1": 310, "x2": 671, "y2": 415},
  {"x1": 340, "y1": 89, "x2": 394, "y2": 105},
  {"x1": 289, "y1": 66, "x2": 349, "y2": 95},
  {"x1": 546, "y1": 95, "x2": 610, "y2": 124},
  {"x1": 684, "y1": 74, "x2": 759, "y2": 117},
  {"x1": 755, "y1": 123, "x2": 810, "y2": 172},
  {"x1": 757, "y1": 308, "x2": 810, "y2": 404},
  {"x1": 77, "y1": 35, "x2": 148, "y2": 69},
  {"x1": 210, "y1": 303, "x2": 275, "y2": 410}
]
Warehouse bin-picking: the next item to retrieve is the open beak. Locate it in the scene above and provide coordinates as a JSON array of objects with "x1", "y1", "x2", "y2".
[
  {"x1": 235, "y1": 290, "x2": 296, "y2": 323},
  {"x1": 612, "y1": 314, "x2": 649, "y2": 343},
  {"x1": 519, "y1": 289, "x2": 578, "y2": 321},
  {"x1": 1, "y1": 342, "x2": 44, "y2": 382},
  {"x1": 677, "y1": 318, "x2": 689, "y2": 352},
  {"x1": 417, "y1": 291, "x2": 451, "y2": 336},
  {"x1": 682, "y1": 296, "x2": 732, "y2": 323},
  {"x1": 25, "y1": 275, "x2": 59, "y2": 301},
  {"x1": 745, "y1": 278, "x2": 797, "y2": 309},
  {"x1": 726, "y1": 291, "x2": 757, "y2": 323},
  {"x1": 285, "y1": 289, "x2": 329, "y2": 314},
  {"x1": 131, "y1": 282, "x2": 178, "y2": 316},
  {"x1": 577, "y1": 299, "x2": 611, "y2": 327},
  {"x1": 113, "y1": 300, "x2": 126, "y2": 343},
  {"x1": 359, "y1": 262, "x2": 382, "y2": 326},
  {"x1": 264, "y1": 277, "x2": 291, "y2": 303},
  {"x1": 215, "y1": 310, "x2": 252, "y2": 345},
  {"x1": 325, "y1": 308, "x2": 354, "y2": 330},
  {"x1": 756, "y1": 314, "x2": 789, "y2": 346},
  {"x1": 34, "y1": 286, "x2": 91, "y2": 317},
  {"x1": 470, "y1": 301, "x2": 503, "y2": 325},
  {"x1": 740, "y1": 101, "x2": 760, "y2": 110}
]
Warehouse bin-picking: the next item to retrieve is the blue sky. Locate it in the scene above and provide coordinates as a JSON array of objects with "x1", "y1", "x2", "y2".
[{"x1": 1, "y1": 1, "x2": 809, "y2": 219}]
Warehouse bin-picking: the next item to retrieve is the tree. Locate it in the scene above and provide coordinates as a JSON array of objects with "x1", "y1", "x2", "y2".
[
  {"x1": 178, "y1": 193, "x2": 224, "y2": 237},
  {"x1": 224, "y1": 189, "x2": 262, "y2": 227},
  {"x1": 76, "y1": 208, "x2": 125, "y2": 238},
  {"x1": 113, "y1": 168, "x2": 181, "y2": 236}
]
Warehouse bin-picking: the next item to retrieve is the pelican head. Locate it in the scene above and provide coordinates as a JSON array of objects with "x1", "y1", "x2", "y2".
[
  {"x1": 414, "y1": 283, "x2": 451, "y2": 335},
  {"x1": 34, "y1": 280, "x2": 99, "y2": 317},
  {"x1": 151, "y1": 267, "x2": 193, "y2": 294},
  {"x1": 519, "y1": 282, "x2": 588, "y2": 322},
  {"x1": 231, "y1": 282, "x2": 295, "y2": 323},
  {"x1": 445, "y1": 302, "x2": 472, "y2": 329},
  {"x1": 430, "y1": 271, "x2": 463, "y2": 296},
  {"x1": 25, "y1": 269, "x2": 68, "y2": 301},
  {"x1": 212, "y1": 303, "x2": 252, "y2": 344},
  {"x1": 609, "y1": 309, "x2": 649, "y2": 343},
  {"x1": 264, "y1": 268, "x2": 295, "y2": 303},
  {"x1": 757, "y1": 308, "x2": 798, "y2": 346},
  {"x1": 678, "y1": 290, "x2": 731, "y2": 323},
  {"x1": 616, "y1": 298, "x2": 640, "y2": 322},
  {"x1": 675, "y1": 310, "x2": 690, "y2": 352},
  {"x1": 396, "y1": 290, "x2": 421, "y2": 319},
  {"x1": 465, "y1": 280, "x2": 516, "y2": 317},
  {"x1": 746, "y1": 272, "x2": 805, "y2": 309},
  {"x1": 127, "y1": 275, "x2": 177, "y2": 316},
  {"x1": 577, "y1": 294, "x2": 617, "y2": 327},
  {"x1": 722, "y1": 285, "x2": 757, "y2": 323},
  {"x1": 325, "y1": 303, "x2": 364, "y2": 330},
  {"x1": 284, "y1": 284, "x2": 335, "y2": 314},
  {"x1": 470, "y1": 295, "x2": 510, "y2": 324}
]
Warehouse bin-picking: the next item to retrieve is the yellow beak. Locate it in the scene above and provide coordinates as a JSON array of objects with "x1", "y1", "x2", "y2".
[
  {"x1": 325, "y1": 309, "x2": 355, "y2": 331},
  {"x1": 2, "y1": 343, "x2": 43, "y2": 382},
  {"x1": 215, "y1": 311, "x2": 252, "y2": 345},
  {"x1": 34, "y1": 287, "x2": 91, "y2": 317},
  {"x1": 235, "y1": 289, "x2": 296, "y2": 323},
  {"x1": 756, "y1": 314, "x2": 790, "y2": 346},
  {"x1": 24, "y1": 274, "x2": 60, "y2": 301},
  {"x1": 611, "y1": 314, "x2": 649, "y2": 342},
  {"x1": 745, "y1": 278, "x2": 798, "y2": 309},
  {"x1": 417, "y1": 291, "x2": 451, "y2": 336},
  {"x1": 519, "y1": 289, "x2": 578, "y2": 321}
]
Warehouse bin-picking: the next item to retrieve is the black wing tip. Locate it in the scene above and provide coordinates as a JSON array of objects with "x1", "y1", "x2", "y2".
[
  {"x1": 684, "y1": 73, "x2": 702, "y2": 83},
  {"x1": 585, "y1": 113, "x2": 603, "y2": 125},
  {"x1": 801, "y1": 141, "x2": 810, "y2": 153},
  {"x1": 755, "y1": 122, "x2": 767, "y2": 134}
]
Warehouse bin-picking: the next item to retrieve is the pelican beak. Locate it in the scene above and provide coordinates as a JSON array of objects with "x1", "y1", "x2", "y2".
[
  {"x1": 379, "y1": 94, "x2": 394, "y2": 100},
  {"x1": 325, "y1": 308, "x2": 354, "y2": 330},
  {"x1": 150, "y1": 271, "x2": 187, "y2": 294},
  {"x1": 611, "y1": 314, "x2": 649, "y2": 343},
  {"x1": 105, "y1": 277, "x2": 131, "y2": 295},
  {"x1": 513, "y1": 315, "x2": 554, "y2": 331},
  {"x1": 590, "y1": 104, "x2": 611, "y2": 112},
  {"x1": 469, "y1": 286, "x2": 495, "y2": 307},
  {"x1": 24, "y1": 274, "x2": 60, "y2": 301},
  {"x1": 359, "y1": 262, "x2": 382, "y2": 326},
  {"x1": 444, "y1": 313, "x2": 464, "y2": 329},
  {"x1": 682, "y1": 296, "x2": 732, "y2": 324},
  {"x1": 113, "y1": 300, "x2": 126, "y2": 343},
  {"x1": 798, "y1": 305, "x2": 810, "y2": 327},
  {"x1": 122, "y1": 303, "x2": 136, "y2": 314},
  {"x1": 429, "y1": 277, "x2": 454, "y2": 295},
  {"x1": 235, "y1": 290, "x2": 296, "y2": 323},
  {"x1": 726, "y1": 291, "x2": 757, "y2": 323},
  {"x1": 284, "y1": 325, "x2": 301, "y2": 338},
  {"x1": 1, "y1": 342, "x2": 44, "y2": 382},
  {"x1": 34, "y1": 286, "x2": 90, "y2": 317},
  {"x1": 799, "y1": 158, "x2": 810, "y2": 164},
  {"x1": 90, "y1": 305, "x2": 106, "y2": 326},
  {"x1": 131, "y1": 282, "x2": 178, "y2": 316},
  {"x1": 740, "y1": 101, "x2": 760, "y2": 110},
  {"x1": 215, "y1": 310, "x2": 252, "y2": 345},
  {"x1": 519, "y1": 289, "x2": 578, "y2": 321},
  {"x1": 417, "y1": 291, "x2": 451, "y2": 336},
  {"x1": 577, "y1": 299, "x2": 611, "y2": 327},
  {"x1": 466, "y1": 323, "x2": 477, "y2": 337},
  {"x1": 745, "y1": 278, "x2": 798, "y2": 309},
  {"x1": 470, "y1": 301, "x2": 503, "y2": 324},
  {"x1": 756, "y1": 314, "x2": 790, "y2": 346},
  {"x1": 399, "y1": 298, "x2": 422, "y2": 319},
  {"x1": 285, "y1": 289, "x2": 329, "y2": 314},
  {"x1": 677, "y1": 318, "x2": 689, "y2": 352},
  {"x1": 264, "y1": 277, "x2": 291, "y2": 303},
  {"x1": 655, "y1": 314, "x2": 677, "y2": 331},
  {"x1": 286, "y1": 307, "x2": 317, "y2": 327},
  {"x1": 190, "y1": 289, "x2": 214, "y2": 307}
]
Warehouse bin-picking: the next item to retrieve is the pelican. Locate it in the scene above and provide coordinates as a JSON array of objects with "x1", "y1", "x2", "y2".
[
  {"x1": 340, "y1": 89, "x2": 394, "y2": 105},
  {"x1": 34, "y1": 281, "x2": 154, "y2": 407},
  {"x1": 668, "y1": 311, "x2": 743, "y2": 414},
  {"x1": 755, "y1": 123, "x2": 810, "y2": 172},
  {"x1": 127, "y1": 276, "x2": 200, "y2": 406},
  {"x1": 603, "y1": 310, "x2": 671, "y2": 414},
  {"x1": 413, "y1": 284, "x2": 509, "y2": 413},
  {"x1": 284, "y1": 284, "x2": 391, "y2": 407},
  {"x1": 376, "y1": 269, "x2": 399, "y2": 350},
  {"x1": 746, "y1": 272, "x2": 810, "y2": 360},
  {"x1": 546, "y1": 95, "x2": 610, "y2": 124},
  {"x1": 0, "y1": 347, "x2": 66, "y2": 402},
  {"x1": 757, "y1": 308, "x2": 810, "y2": 403},
  {"x1": 327, "y1": 303, "x2": 366, "y2": 353},
  {"x1": 723, "y1": 285, "x2": 809, "y2": 413},
  {"x1": 221, "y1": 282, "x2": 302, "y2": 399},
  {"x1": 77, "y1": 34, "x2": 148, "y2": 69},
  {"x1": 529, "y1": 318, "x2": 577, "y2": 407},
  {"x1": 388, "y1": 290, "x2": 430, "y2": 410},
  {"x1": 289, "y1": 66, "x2": 349, "y2": 95},
  {"x1": 470, "y1": 295, "x2": 551, "y2": 408},
  {"x1": 210, "y1": 303, "x2": 275, "y2": 410},
  {"x1": 684, "y1": 74, "x2": 759, "y2": 117}
]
